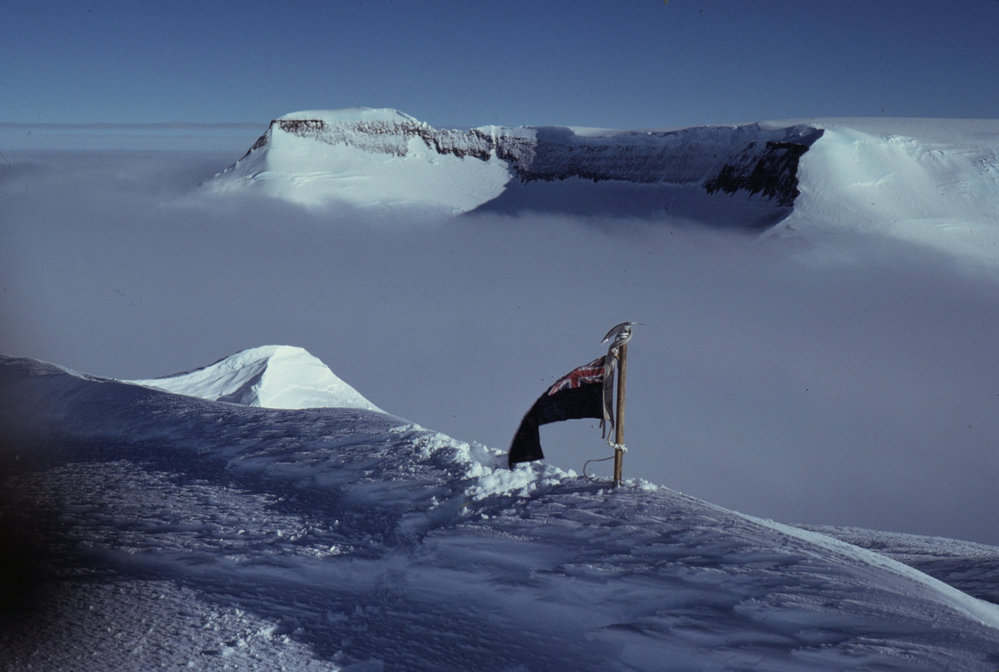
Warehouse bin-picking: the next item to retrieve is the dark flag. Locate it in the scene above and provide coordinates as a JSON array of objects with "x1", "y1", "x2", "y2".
[{"x1": 508, "y1": 356, "x2": 613, "y2": 467}]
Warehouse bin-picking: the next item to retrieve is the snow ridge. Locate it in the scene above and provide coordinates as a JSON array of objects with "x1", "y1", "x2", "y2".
[
  {"x1": 207, "y1": 111, "x2": 999, "y2": 264},
  {"x1": 3, "y1": 352, "x2": 999, "y2": 670},
  {"x1": 771, "y1": 120, "x2": 999, "y2": 264},
  {"x1": 208, "y1": 107, "x2": 822, "y2": 219},
  {"x1": 125, "y1": 345, "x2": 380, "y2": 411}
]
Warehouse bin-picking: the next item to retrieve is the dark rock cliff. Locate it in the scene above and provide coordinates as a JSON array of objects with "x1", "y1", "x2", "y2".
[{"x1": 235, "y1": 115, "x2": 824, "y2": 209}]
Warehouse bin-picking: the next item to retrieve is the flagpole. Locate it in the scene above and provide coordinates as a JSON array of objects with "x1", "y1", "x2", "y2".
[{"x1": 613, "y1": 342, "x2": 627, "y2": 487}]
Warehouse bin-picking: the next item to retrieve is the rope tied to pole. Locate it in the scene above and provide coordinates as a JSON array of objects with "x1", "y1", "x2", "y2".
[
  {"x1": 599, "y1": 322, "x2": 640, "y2": 487},
  {"x1": 582, "y1": 443, "x2": 628, "y2": 479},
  {"x1": 582, "y1": 454, "x2": 615, "y2": 479}
]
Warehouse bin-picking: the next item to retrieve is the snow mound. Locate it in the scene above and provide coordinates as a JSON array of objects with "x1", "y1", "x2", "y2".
[
  {"x1": 2, "y1": 353, "x2": 999, "y2": 670},
  {"x1": 126, "y1": 345, "x2": 380, "y2": 411}
]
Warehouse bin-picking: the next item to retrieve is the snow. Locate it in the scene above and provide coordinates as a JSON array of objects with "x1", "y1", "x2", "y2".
[
  {"x1": 207, "y1": 110, "x2": 999, "y2": 266},
  {"x1": 2, "y1": 350, "x2": 999, "y2": 670},
  {"x1": 207, "y1": 109, "x2": 823, "y2": 225},
  {"x1": 279, "y1": 107, "x2": 422, "y2": 125},
  {"x1": 6, "y1": 112, "x2": 999, "y2": 545},
  {"x1": 801, "y1": 524, "x2": 999, "y2": 607},
  {"x1": 6, "y1": 110, "x2": 999, "y2": 669},
  {"x1": 125, "y1": 344, "x2": 381, "y2": 412},
  {"x1": 771, "y1": 119, "x2": 999, "y2": 266},
  {"x1": 208, "y1": 108, "x2": 512, "y2": 213}
]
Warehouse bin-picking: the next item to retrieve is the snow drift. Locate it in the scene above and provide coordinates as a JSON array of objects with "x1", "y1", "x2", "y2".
[
  {"x1": 2, "y1": 350, "x2": 999, "y2": 671},
  {"x1": 125, "y1": 344, "x2": 381, "y2": 411}
]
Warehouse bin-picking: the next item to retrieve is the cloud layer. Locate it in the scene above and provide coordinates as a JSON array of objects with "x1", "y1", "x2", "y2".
[{"x1": 3, "y1": 148, "x2": 998, "y2": 544}]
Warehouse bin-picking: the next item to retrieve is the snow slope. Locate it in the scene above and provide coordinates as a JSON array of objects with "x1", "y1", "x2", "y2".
[
  {"x1": 208, "y1": 108, "x2": 513, "y2": 213},
  {"x1": 125, "y1": 344, "x2": 381, "y2": 412},
  {"x1": 770, "y1": 118, "x2": 999, "y2": 264},
  {"x1": 802, "y1": 524, "x2": 999, "y2": 607},
  {"x1": 2, "y1": 351, "x2": 999, "y2": 671}
]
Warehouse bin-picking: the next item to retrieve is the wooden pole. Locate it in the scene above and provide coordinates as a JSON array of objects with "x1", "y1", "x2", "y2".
[{"x1": 612, "y1": 342, "x2": 628, "y2": 487}]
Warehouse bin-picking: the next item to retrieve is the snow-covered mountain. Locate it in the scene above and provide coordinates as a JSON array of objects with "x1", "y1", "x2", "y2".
[
  {"x1": 207, "y1": 109, "x2": 999, "y2": 263},
  {"x1": 2, "y1": 349, "x2": 998, "y2": 671},
  {"x1": 771, "y1": 118, "x2": 999, "y2": 263},
  {"x1": 208, "y1": 108, "x2": 515, "y2": 214},
  {"x1": 207, "y1": 107, "x2": 823, "y2": 227},
  {"x1": 125, "y1": 344, "x2": 381, "y2": 412}
]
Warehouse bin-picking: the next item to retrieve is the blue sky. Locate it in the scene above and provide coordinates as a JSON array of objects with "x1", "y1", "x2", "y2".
[{"x1": 4, "y1": 0, "x2": 999, "y2": 129}]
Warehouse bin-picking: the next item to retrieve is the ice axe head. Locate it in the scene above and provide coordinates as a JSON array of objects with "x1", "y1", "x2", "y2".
[{"x1": 601, "y1": 322, "x2": 641, "y2": 348}]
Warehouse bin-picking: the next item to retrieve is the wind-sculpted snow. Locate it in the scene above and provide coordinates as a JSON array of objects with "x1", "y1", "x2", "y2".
[
  {"x1": 802, "y1": 525, "x2": 999, "y2": 607},
  {"x1": 125, "y1": 345, "x2": 381, "y2": 411},
  {"x1": 3, "y1": 354, "x2": 999, "y2": 670},
  {"x1": 208, "y1": 107, "x2": 822, "y2": 223}
]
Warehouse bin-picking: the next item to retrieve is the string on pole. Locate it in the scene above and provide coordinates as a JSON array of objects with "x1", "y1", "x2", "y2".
[{"x1": 612, "y1": 342, "x2": 627, "y2": 486}]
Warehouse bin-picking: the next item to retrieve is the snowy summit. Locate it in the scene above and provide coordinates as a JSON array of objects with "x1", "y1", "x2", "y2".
[
  {"x1": 2, "y1": 348, "x2": 999, "y2": 670},
  {"x1": 208, "y1": 107, "x2": 515, "y2": 213},
  {"x1": 126, "y1": 345, "x2": 381, "y2": 411}
]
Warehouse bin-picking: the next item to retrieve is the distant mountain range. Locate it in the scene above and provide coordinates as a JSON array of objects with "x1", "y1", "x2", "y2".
[
  {"x1": 206, "y1": 107, "x2": 821, "y2": 227},
  {"x1": 206, "y1": 109, "x2": 999, "y2": 264}
]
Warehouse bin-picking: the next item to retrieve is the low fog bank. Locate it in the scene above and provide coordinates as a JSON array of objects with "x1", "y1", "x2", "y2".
[
  {"x1": 3, "y1": 149, "x2": 998, "y2": 545},
  {"x1": 0, "y1": 123, "x2": 261, "y2": 153}
]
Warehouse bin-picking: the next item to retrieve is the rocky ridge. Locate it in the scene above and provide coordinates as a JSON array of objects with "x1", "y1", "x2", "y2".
[{"x1": 226, "y1": 109, "x2": 823, "y2": 209}]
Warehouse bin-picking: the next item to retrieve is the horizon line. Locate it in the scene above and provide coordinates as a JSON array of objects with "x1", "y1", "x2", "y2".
[{"x1": 0, "y1": 121, "x2": 264, "y2": 131}]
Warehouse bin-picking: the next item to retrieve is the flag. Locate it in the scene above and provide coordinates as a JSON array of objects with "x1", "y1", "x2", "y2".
[{"x1": 508, "y1": 356, "x2": 614, "y2": 467}]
